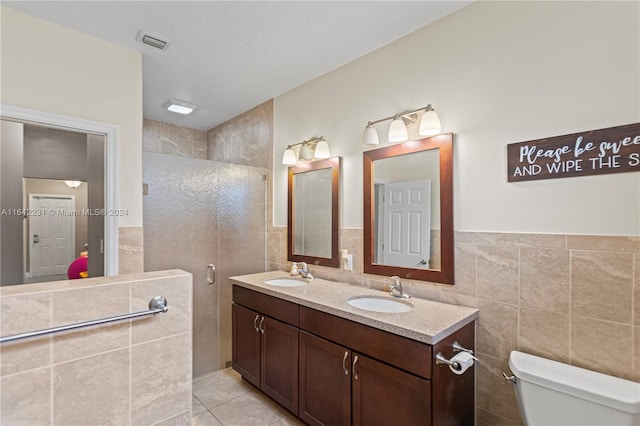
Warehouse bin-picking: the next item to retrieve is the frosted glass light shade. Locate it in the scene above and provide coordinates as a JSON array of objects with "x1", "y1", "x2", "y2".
[
  {"x1": 419, "y1": 108, "x2": 441, "y2": 136},
  {"x1": 388, "y1": 117, "x2": 408, "y2": 143},
  {"x1": 363, "y1": 124, "x2": 379, "y2": 146},
  {"x1": 314, "y1": 139, "x2": 330, "y2": 159},
  {"x1": 282, "y1": 148, "x2": 297, "y2": 165},
  {"x1": 299, "y1": 143, "x2": 314, "y2": 161},
  {"x1": 64, "y1": 180, "x2": 82, "y2": 189}
]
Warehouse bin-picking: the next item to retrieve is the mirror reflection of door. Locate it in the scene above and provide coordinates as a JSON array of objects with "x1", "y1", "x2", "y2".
[
  {"x1": 375, "y1": 179, "x2": 431, "y2": 268},
  {"x1": 372, "y1": 149, "x2": 440, "y2": 270},
  {"x1": 0, "y1": 120, "x2": 105, "y2": 285},
  {"x1": 28, "y1": 192, "x2": 77, "y2": 280}
]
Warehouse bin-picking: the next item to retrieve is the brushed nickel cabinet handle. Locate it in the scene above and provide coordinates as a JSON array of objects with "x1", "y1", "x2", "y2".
[
  {"x1": 342, "y1": 351, "x2": 349, "y2": 375},
  {"x1": 353, "y1": 355, "x2": 359, "y2": 380},
  {"x1": 253, "y1": 314, "x2": 260, "y2": 333},
  {"x1": 258, "y1": 316, "x2": 265, "y2": 334}
]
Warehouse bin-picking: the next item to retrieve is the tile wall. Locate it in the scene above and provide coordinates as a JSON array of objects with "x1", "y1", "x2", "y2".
[
  {"x1": 0, "y1": 270, "x2": 193, "y2": 425},
  {"x1": 268, "y1": 227, "x2": 639, "y2": 425}
]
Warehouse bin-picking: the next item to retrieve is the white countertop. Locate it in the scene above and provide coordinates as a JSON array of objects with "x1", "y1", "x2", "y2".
[{"x1": 230, "y1": 270, "x2": 478, "y2": 345}]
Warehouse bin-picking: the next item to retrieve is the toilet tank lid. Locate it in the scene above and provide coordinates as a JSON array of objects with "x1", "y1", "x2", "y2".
[{"x1": 509, "y1": 351, "x2": 640, "y2": 414}]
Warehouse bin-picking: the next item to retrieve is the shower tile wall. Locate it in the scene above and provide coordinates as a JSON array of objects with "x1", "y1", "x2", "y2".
[
  {"x1": 268, "y1": 228, "x2": 639, "y2": 425},
  {"x1": 0, "y1": 270, "x2": 193, "y2": 425}
]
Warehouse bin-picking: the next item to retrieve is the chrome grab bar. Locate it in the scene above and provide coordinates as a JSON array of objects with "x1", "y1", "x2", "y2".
[{"x1": 0, "y1": 296, "x2": 168, "y2": 345}]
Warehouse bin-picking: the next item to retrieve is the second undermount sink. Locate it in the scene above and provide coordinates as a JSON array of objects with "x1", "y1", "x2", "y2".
[
  {"x1": 347, "y1": 296, "x2": 413, "y2": 313},
  {"x1": 264, "y1": 278, "x2": 307, "y2": 287}
]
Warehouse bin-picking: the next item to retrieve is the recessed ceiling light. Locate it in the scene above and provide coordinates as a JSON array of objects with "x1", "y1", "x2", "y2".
[{"x1": 164, "y1": 100, "x2": 196, "y2": 115}]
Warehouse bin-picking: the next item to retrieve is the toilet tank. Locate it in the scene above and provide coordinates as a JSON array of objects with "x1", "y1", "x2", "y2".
[{"x1": 509, "y1": 351, "x2": 640, "y2": 426}]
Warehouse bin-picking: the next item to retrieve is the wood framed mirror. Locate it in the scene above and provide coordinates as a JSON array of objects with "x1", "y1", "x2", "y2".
[
  {"x1": 363, "y1": 133, "x2": 454, "y2": 283},
  {"x1": 288, "y1": 157, "x2": 340, "y2": 267}
]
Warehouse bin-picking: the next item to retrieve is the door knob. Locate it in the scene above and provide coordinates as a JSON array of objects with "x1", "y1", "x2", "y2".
[{"x1": 33, "y1": 234, "x2": 39, "y2": 244}]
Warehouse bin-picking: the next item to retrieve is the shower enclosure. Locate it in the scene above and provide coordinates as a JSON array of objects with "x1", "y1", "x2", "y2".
[{"x1": 143, "y1": 152, "x2": 266, "y2": 378}]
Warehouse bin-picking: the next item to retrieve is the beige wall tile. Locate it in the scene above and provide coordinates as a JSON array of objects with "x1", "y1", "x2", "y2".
[
  {"x1": 571, "y1": 251, "x2": 633, "y2": 324},
  {"x1": 153, "y1": 411, "x2": 192, "y2": 426},
  {"x1": 476, "y1": 300, "x2": 518, "y2": 359},
  {"x1": 53, "y1": 348, "x2": 130, "y2": 425},
  {"x1": 476, "y1": 245, "x2": 519, "y2": 304},
  {"x1": 519, "y1": 306, "x2": 570, "y2": 363},
  {"x1": 1, "y1": 367, "x2": 51, "y2": 425},
  {"x1": 450, "y1": 244, "x2": 477, "y2": 296},
  {"x1": 477, "y1": 408, "x2": 521, "y2": 426},
  {"x1": 119, "y1": 226, "x2": 144, "y2": 274},
  {"x1": 475, "y1": 354, "x2": 522, "y2": 423},
  {"x1": 567, "y1": 235, "x2": 640, "y2": 253},
  {"x1": 52, "y1": 284, "x2": 129, "y2": 363},
  {"x1": 0, "y1": 294, "x2": 51, "y2": 376},
  {"x1": 519, "y1": 248, "x2": 570, "y2": 312},
  {"x1": 131, "y1": 274, "x2": 192, "y2": 344},
  {"x1": 132, "y1": 333, "x2": 192, "y2": 425},
  {"x1": 456, "y1": 231, "x2": 565, "y2": 248},
  {"x1": 571, "y1": 315, "x2": 634, "y2": 380},
  {"x1": 207, "y1": 100, "x2": 273, "y2": 169}
]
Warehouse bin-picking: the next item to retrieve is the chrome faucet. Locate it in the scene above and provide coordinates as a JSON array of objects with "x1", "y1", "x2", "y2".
[
  {"x1": 389, "y1": 276, "x2": 410, "y2": 299},
  {"x1": 297, "y1": 262, "x2": 314, "y2": 279}
]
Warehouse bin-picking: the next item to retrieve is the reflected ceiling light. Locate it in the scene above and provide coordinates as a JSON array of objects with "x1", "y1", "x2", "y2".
[
  {"x1": 164, "y1": 99, "x2": 196, "y2": 115},
  {"x1": 281, "y1": 136, "x2": 331, "y2": 165},
  {"x1": 64, "y1": 180, "x2": 82, "y2": 189},
  {"x1": 363, "y1": 104, "x2": 441, "y2": 144}
]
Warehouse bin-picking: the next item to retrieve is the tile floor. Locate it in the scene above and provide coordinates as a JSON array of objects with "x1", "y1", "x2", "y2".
[{"x1": 192, "y1": 368, "x2": 304, "y2": 426}]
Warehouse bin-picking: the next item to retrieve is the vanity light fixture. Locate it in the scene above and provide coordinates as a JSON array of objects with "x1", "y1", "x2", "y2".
[
  {"x1": 164, "y1": 99, "x2": 197, "y2": 115},
  {"x1": 282, "y1": 137, "x2": 331, "y2": 165},
  {"x1": 363, "y1": 104, "x2": 441, "y2": 145},
  {"x1": 64, "y1": 180, "x2": 82, "y2": 189}
]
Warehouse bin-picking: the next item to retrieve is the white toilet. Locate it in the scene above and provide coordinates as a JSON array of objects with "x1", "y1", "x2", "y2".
[{"x1": 508, "y1": 351, "x2": 640, "y2": 425}]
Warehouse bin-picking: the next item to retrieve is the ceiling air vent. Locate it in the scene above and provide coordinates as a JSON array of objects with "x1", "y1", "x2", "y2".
[{"x1": 136, "y1": 30, "x2": 168, "y2": 50}]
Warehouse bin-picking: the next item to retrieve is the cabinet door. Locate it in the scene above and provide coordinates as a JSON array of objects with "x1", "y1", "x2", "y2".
[
  {"x1": 299, "y1": 331, "x2": 351, "y2": 426},
  {"x1": 232, "y1": 303, "x2": 261, "y2": 387},
  {"x1": 261, "y1": 316, "x2": 299, "y2": 414},
  {"x1": 352, "y1": 353, "x2": 431, "y2": 426}
]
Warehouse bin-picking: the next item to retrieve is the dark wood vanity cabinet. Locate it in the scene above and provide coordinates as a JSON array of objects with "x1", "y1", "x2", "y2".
[
  {"x1": 231, "y1": 292, "x2": 299, "y2": 414},
  {"x1": 232, "y1": 285, "x2": 475, "y2": 426}
]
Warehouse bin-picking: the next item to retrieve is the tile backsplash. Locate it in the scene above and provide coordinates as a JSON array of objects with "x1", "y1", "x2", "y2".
[{"x1": 268, "y1": 228, "x2": 639, "y2": 425}]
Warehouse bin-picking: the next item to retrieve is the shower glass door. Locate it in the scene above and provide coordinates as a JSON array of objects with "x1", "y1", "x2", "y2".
[{"x1": 143, "y1": 152, "x2": 266, "y2": 378}]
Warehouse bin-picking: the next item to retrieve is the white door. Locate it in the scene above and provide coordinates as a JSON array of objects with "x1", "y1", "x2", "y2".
[
  {"x1": 29, "y1": 194, "x2": 75, "y2": 277},
  {"x1": 380, "y1": 180, "x2": 431, "y2": 268}
]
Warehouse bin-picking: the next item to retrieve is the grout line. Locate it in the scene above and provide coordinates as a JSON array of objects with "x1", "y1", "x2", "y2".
[{"x1": 568, "y1": 246, "x2": 573, "y2": 365}]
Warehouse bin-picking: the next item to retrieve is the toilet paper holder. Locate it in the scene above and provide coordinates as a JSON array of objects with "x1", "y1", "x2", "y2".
[{"x1": 435, "y1": 340, "x2": 478, "y2": 371}]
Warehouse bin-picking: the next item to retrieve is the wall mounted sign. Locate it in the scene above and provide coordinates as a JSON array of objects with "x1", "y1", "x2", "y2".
[{"x1": 507, "y1": 122, "x2": 640, "y2": 182}]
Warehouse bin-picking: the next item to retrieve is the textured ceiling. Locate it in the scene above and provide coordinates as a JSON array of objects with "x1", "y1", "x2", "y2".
[{"x1": 4, "y1": 1, "x2": 472, "y2": 130}]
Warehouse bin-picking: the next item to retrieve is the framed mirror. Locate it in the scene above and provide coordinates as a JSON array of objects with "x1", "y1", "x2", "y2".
[
  {"x1": 363, "y1": 133, "x2": 454, "y2": 284},
  {"x1": 288, "y1": 157, "x2": 340, "y2": 267}
]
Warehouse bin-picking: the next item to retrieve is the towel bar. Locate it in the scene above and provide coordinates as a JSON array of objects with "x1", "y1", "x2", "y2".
[{"x1": 0, "y1": 296, "x2": 168, "y2": 344}]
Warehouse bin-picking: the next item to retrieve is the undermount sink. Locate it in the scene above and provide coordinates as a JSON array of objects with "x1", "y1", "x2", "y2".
[
  {"x1": 264, "y1": 278, "x2": 307, "y2": 287},
  {"x1": 347, "y1": 296, "x2": 413, "y2": 313}
]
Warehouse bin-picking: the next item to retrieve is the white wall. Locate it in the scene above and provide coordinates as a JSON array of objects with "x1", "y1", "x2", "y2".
[
  {"x1": 274, "y1": 1, "x2": 640, "y2": 235},
  {"x1": 0, "y1": 6, "x2": 143, "y2": 227}
]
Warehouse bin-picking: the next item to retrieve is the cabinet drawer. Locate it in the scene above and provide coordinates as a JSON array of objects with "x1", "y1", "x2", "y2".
[
  {"x1": 300, "y1": 306, "x2": 432, "y2": 379},
  {"x1": 233, "y1": 285, "x2": 299, "y2": 327}
]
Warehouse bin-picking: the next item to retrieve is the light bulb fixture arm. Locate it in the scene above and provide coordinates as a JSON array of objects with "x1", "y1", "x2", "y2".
[
  {"x1": 286, "y1": 136, "x2": 325, "y2": 150},
  {"x1": 367, "y1": 104, "x2": 435, "y2": 126}
]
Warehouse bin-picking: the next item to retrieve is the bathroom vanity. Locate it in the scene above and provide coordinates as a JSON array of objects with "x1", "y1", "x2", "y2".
[{"x1": 230, "y1": 271, "x2": 478, "y2": 426}]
